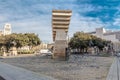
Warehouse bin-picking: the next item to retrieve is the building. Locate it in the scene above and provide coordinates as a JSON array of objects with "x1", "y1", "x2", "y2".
[
  {"x1": 0, "y1": 23, "x2": 12, "y2": 36},
  {"x1": 89, "y1": 27, "x2": 120, "y2": 52},
  {"x1": 40, "y1": 43, "x2": 48, "y2": 49},
  {"x1": 3, "y1": 23, "x2": 11, "y2": 35}
]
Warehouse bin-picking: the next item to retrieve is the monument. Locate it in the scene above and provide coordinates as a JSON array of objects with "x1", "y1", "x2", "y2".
[{"x1": 52, "y1": 10, "x2": 72, "y2": 60}]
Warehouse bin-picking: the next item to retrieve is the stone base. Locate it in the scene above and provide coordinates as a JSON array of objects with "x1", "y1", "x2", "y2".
[
  {"x1": 53, "y1": 40, "x2": 67, "y2": 60},
  {"x1": 53, "y1": 53, "x2": 66, "y2": 60}
]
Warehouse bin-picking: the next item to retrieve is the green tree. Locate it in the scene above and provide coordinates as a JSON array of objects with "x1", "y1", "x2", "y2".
[
  {"x1": 69, "y1": 32, "x2": 111, "y2": 53},
  {"x1": 0, "y1": 33, "x2": 41, "y2": 52}
]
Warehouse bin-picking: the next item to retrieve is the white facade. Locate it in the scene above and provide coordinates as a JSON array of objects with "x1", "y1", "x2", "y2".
[
  {"x1": 96, "y1": 27, "x2": 106, "y2": 38},
  {"x1": 89, "y1": 27, "x2": 120, "y2": 52},
  {"x1": 94, "y1": 28, "x2": 120, "y2": 43},
  {"x1": 103, "y1": 34, "x2": 119, "y2": 42},
  {"x1": 3, "y1": 23, "x2": 11, "y2": 35}
]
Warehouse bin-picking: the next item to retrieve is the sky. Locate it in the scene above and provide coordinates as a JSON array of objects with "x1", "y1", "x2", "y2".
[{"x1": 0, "y1": 0, "x2": 120, "y2": 43}]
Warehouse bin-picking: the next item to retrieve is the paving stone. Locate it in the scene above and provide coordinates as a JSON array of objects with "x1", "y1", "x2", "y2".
[{"x1": 0, "y1": 62, "x2": 57, "y2": 80}]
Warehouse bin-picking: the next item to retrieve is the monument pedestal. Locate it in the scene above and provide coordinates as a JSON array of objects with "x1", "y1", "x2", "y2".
[
  {"x1": 52, "y1": 10, "x2": 72, "y2": 60},
  {"x1": 53, "y1": 40, "x2": 67, "y2": 60}
]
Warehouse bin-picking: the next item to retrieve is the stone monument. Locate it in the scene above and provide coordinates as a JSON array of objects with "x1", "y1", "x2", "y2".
[{"x1": 52, "y1": 10, "x2": 72, "y2": 60}]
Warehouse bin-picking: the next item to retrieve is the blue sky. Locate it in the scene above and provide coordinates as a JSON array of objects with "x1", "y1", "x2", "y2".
[{"x1": 0, "y1": 0, "x2": 120, "y2": 43}]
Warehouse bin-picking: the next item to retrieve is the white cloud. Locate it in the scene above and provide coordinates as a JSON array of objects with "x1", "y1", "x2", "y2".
[
  {"x1": 9, "y1": 14, "x2": 52, "y2": 42},
  {"x1": 68, "y1": 13, "x2": 105, "y2": 37},
  {"x1": 0, "y1": 0, "x2": 113, "y2": 42},
  {"x1": 0, "y1": 0, "x2": 78, "y2": 42},
  {"x1": 113, "y1": 17, "x2": 120, "y2": 26}
]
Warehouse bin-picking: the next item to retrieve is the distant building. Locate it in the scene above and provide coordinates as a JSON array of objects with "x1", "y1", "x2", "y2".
[
  {"x1": 40, "y1": 43, "x2": 48, "y2": 49},
  {"x1": 88, "y1": 27, "x2": 120, "y2": 52},
  {"x1": 18, "y1": 46, "x2": 30, "y2": 51},
  {"x1": 3, "y1": 23, "x2": 11, "y2": 35}
]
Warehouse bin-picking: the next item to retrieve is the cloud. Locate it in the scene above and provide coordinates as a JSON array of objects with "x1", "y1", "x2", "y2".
[
  {"x1": 0, "y1": 0, "x2": 78, "y2": 42},
  {"x1": 0, "y1": 0, "x2": 119, "y2": 42},
  {"x1": 76, "y1": 4, "x2": 103, "y2": 13},
  {"x1": 9, "y1": 14, "x2": 52, "y2": 42},
  {"x1": 113, "y1": 17, "x2": 120, "y2": 26},
  {"x1": 68, "y1": 13, "x2": 105, "y2": 37}
]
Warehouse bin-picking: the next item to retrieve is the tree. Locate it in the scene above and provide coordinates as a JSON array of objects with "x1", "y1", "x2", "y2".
[
  {"x1": 0, "y1": 33, "x2": 41, "y2": 52},
  {"x1": 69, "y1": 31, "x2": 111, "y2": 53}
]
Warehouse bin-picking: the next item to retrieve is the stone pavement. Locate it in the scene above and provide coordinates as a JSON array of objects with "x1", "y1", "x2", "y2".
[
  {"x1": 0, "y1": 61, "x2": 57, "y2": 80},
  {"x1": 106, "y1": 57, "x2": 118, "y2": 80}
]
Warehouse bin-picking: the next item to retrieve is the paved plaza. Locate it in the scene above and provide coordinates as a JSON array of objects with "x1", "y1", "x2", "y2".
[
  {"x1": 0, "y1": 59, "x2": 57, "y2": 80},
  {"x1": 0, "y1": 54, "x2": 113, "y2": 80}
]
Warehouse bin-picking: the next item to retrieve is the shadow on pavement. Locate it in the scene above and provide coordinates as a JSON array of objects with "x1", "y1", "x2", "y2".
[{"x1": 0, "y1": 76, "x2": 5, "y2": 80}]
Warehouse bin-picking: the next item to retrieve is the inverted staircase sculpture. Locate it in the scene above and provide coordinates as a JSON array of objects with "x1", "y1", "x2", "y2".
[{"x1": 52, "y1": 10, "x2": 72, "y2": 60}]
